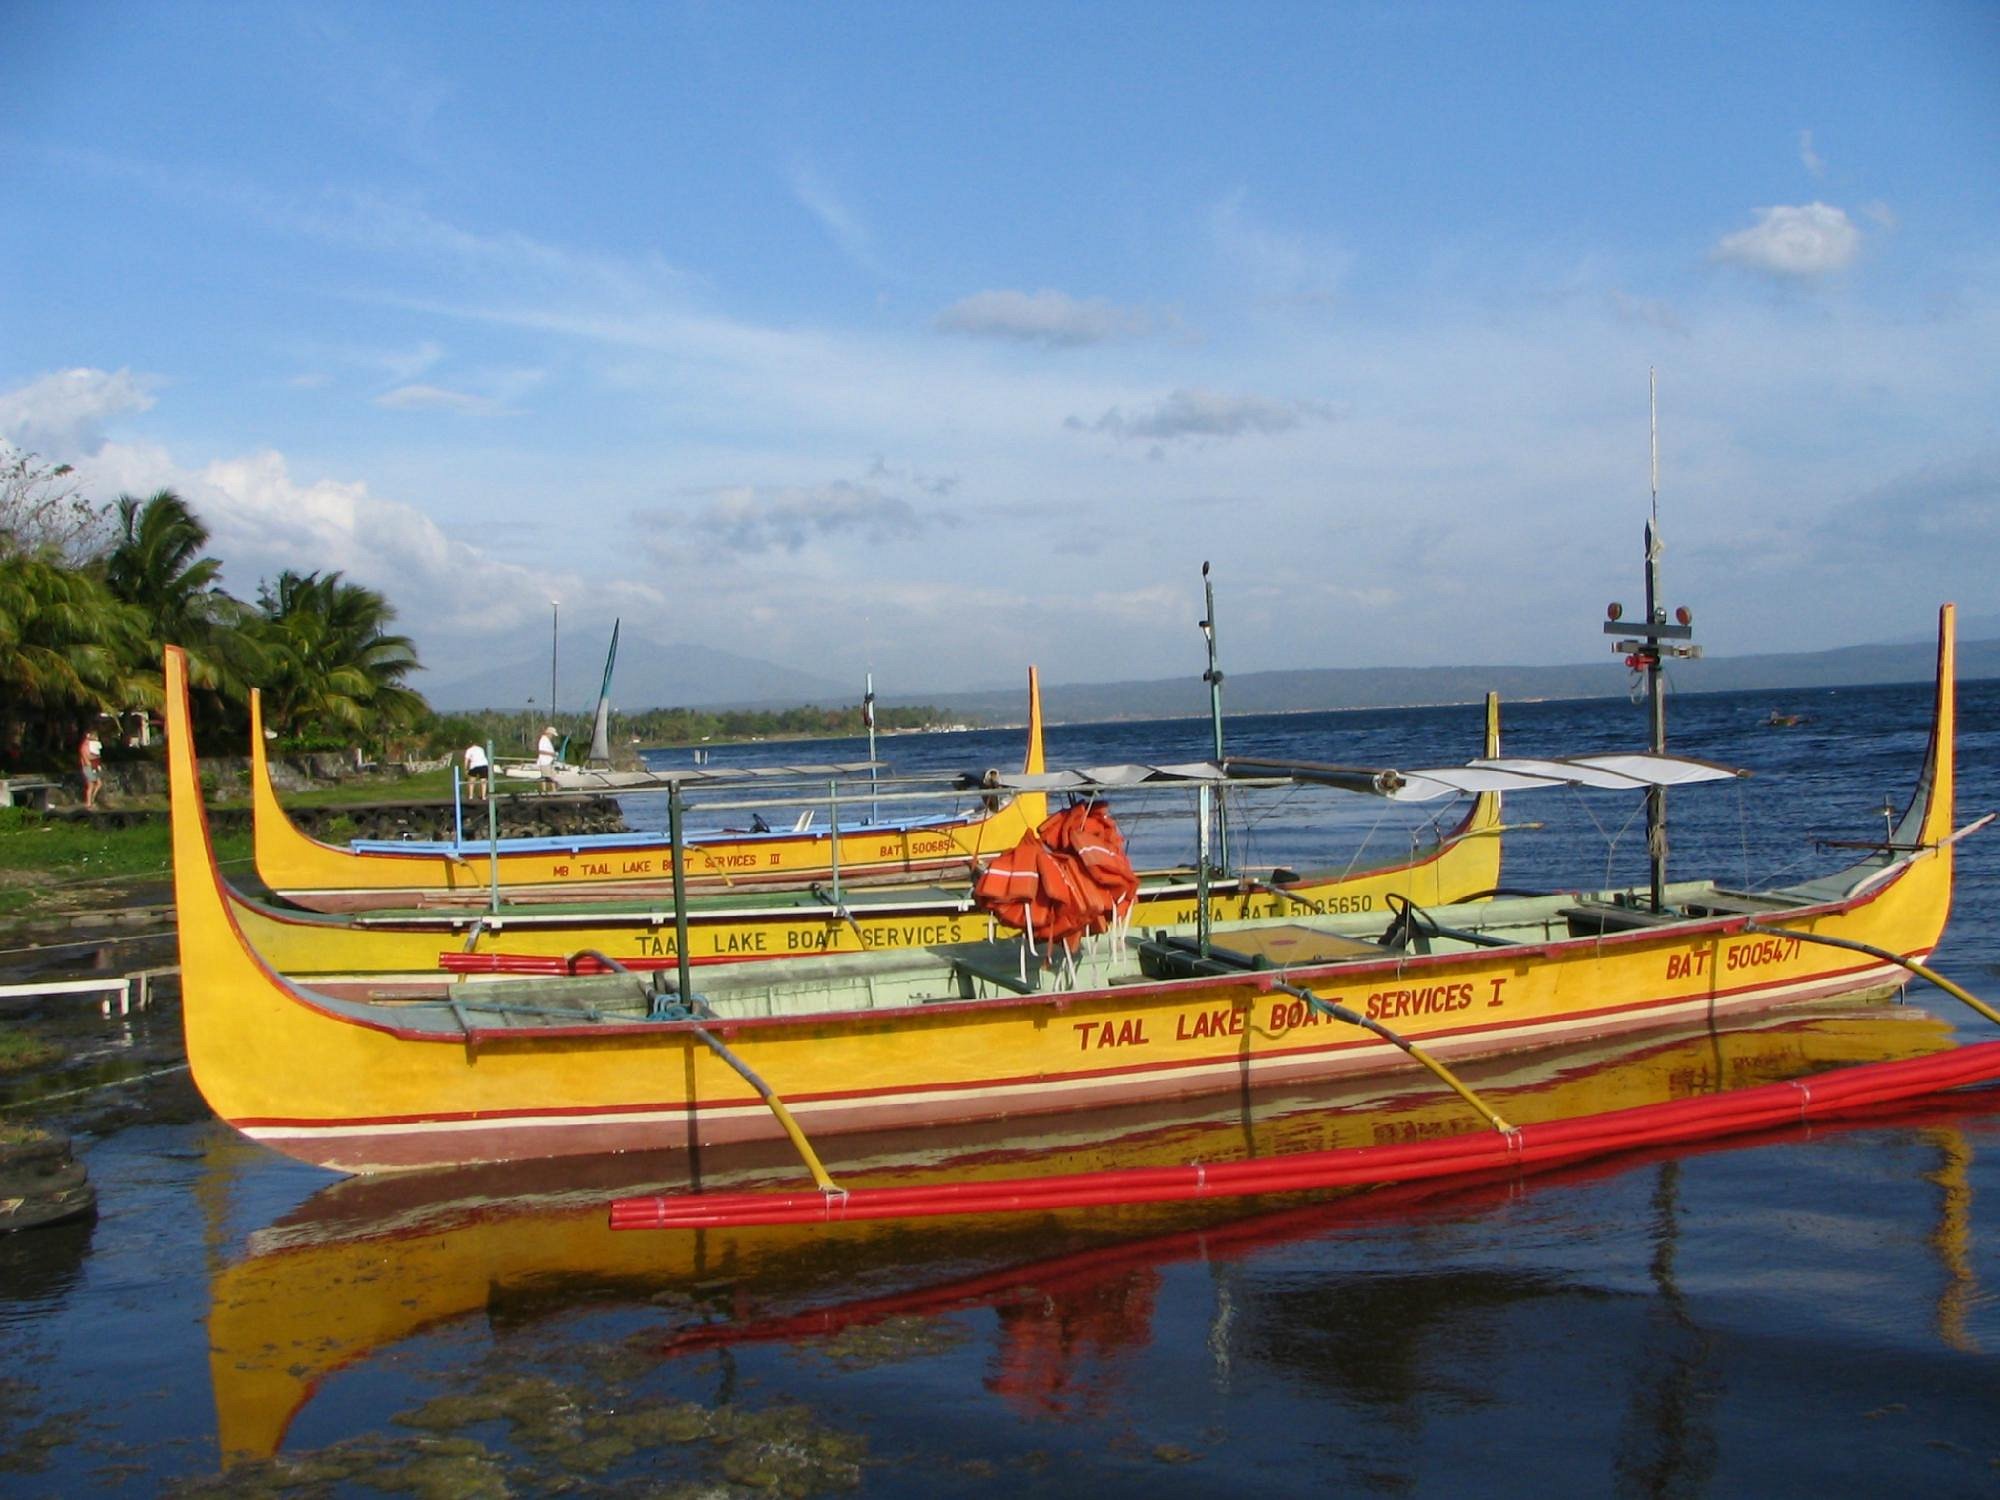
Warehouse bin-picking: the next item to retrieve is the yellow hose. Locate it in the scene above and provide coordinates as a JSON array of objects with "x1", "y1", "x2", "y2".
[{"x1": 1276, "y1": 979, "x2": 1514, "y2": 1134}]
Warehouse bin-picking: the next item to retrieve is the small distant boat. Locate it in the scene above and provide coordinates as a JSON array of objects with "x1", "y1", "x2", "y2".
[{"x1": 1766, "y1": 710, "x2": 1810, "y2": 728}]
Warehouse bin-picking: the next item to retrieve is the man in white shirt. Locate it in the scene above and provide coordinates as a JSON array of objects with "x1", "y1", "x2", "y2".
[
  {"x1": 536, "y1": 726, "x2": 559, "y2": 794},
  {"x1": 462, "y1": 743, "x2": 490, "y2": 801}
]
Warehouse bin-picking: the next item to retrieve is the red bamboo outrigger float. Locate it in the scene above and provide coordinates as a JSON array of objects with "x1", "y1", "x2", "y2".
[{"x1": 612, "y1": 1034, "x2": 2000, "y2": 1231}]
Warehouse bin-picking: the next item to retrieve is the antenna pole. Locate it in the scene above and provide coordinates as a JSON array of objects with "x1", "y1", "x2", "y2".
[
  {"x1": 864, "y1": 671, "x2": 878, "y2": 822},
  {"x1": 1200, "y1": 561, "x2": 1229, "y2": 879},
  {"x1": 1605, "y1": 369, "x2": 1700, "y2": 912}
]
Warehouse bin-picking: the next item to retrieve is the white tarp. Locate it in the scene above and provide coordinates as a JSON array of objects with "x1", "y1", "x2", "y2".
[
  {"x1": 996, "y1": 752, "x2": 1749, "y2": 801},
  {"x1": 1471, "y1": 753, "x2": 1748, "y2": 790}
]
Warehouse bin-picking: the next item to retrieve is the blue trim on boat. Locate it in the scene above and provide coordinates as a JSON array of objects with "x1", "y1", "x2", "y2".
[{"x1": 348, "y1": 811, "x2": 974, "y2": 857}]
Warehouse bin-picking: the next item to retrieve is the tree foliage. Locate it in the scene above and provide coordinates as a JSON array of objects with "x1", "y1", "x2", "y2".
[
  {"x1": 618, "y1": 701, "x2": 957, "y2": 745},
  {"x1": 252, "y1": 569, "x2": 425, "y2": 742},
  {"x1": 0, "y1": 551, "x2": 151, "y2": 761},
  {"x1": 101, "y1": 489, "x2": 266, "y2": 727},
  {"x1": 0, "y1": 484, "x2": 429, "y2": 770},
  {"x1": 0, "y1": 446, "x2": 113, "y2": 563}
]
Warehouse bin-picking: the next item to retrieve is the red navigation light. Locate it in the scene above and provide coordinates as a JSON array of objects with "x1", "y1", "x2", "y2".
[
  {"x1": 1676, "y1": 606, "x2": 1692, "y2": 626},
  {"x1": 1607, "y1": 602, "x2": 1623, "y2": 621}
]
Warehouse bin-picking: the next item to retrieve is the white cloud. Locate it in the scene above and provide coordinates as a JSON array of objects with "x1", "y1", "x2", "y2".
[
  {"x1": 935, "y1": 289, "x2": 1155, "y2": 348},
  {"x1": 651, "y1": 481, "x2": 926, "y2": 557},
  {"x1": 0, "y1": 367, "x2": 157, "y2": 459},
  {"x1": 1208, "y1": 192, "x2": 1351, "y2": 307},
  {"x1": 378, "y1": 340, "x2": 447, "y2": 383},
  {"x1": 1799, "y1": 129, "x2": 1826, "y2": 178},
  {"x1": 373, "y1": 383, "x2": 505, "y2": 415},
  {"x1": 1712, "y1": 202, "x2": 1862, "y2": 278},
  {"x1": 1073, "y1": 387, "x2": 1332, "y2": 444},
  {"x1": 1862, "y1": 200, "x2": 1899, "y2": 232},
  {"x1": 63, "y1": 423, "x2": 664, "y2": 674},
  {"x1": 789, "y1": 162, "x2": 884, "y2": 275}
]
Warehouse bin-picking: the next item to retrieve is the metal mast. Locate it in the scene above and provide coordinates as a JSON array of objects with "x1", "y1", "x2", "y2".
[
  {"x1": 1199, "y1": 561, "x2": 1229, "y2": 879},
  {"x1": 1604, "y1": 370, "x2": 1700, "y2": 912},
  {"x1": 864, "y1": 672, "x2": 878, "y2": 822}
]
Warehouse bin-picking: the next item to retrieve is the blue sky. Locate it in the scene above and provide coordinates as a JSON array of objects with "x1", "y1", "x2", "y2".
[{"x1": 3, "y1": 2, "x2": 1995, "y2": 694}]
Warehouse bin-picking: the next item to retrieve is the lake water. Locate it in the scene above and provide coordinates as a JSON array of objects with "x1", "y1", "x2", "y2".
[{"x1": 3, "y1": 672, "x2": 1998, "y2": 1496}]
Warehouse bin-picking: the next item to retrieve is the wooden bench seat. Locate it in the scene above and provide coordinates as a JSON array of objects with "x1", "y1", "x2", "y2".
[{"x1": 932, "y1": 939, "x2": 1042, "y2": 995}]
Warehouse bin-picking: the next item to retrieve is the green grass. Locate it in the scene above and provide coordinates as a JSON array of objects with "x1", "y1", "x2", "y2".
[
  {"x1": 0, "y1": 806, "x2": 252, "y2": 887},
  {"x1": 0, "y1": 1031, "x2": 61, "y2": 1076},
  {"x1": 0, "y1": 763, "x2": 445, "y2": 921},
  {"x1": 106, "y1": 764, "x2": 461, "y2": 814},
  {"x1": 273, "y1": 767, "x2": 458, "y2": 807}
]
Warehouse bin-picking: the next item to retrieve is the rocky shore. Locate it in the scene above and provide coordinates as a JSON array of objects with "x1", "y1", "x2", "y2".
[{"x1": 0, "y1": 1128, "x2": 96, "y2": 1230}]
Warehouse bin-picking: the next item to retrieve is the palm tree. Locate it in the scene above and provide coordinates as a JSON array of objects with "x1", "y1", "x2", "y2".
[
  {"x1": 100, "y1": 489, "x2": 268, "y2": 733},
  {"x1": 0, "y1": 553, "x2": 151, "y2": 763},
  {"x1": 253, "y1": 570, "x2": 424, "y2": 749}
]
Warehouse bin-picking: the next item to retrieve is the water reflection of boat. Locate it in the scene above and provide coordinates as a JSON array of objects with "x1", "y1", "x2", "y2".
[{"x1": 206, "y1": 1002, "x2": 1965, "y2": 1462}]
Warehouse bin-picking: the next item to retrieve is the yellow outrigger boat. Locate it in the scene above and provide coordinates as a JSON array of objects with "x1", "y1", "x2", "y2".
[
  {"x1": 167, "y1": 602, "x2": 1975, "y2": 1176},
  {"x1": 212, "y1": 707, "x2": 1506, "y2": 985},
  {"x1": 249, "y1": 673, "x2": 1054, "y2": 911},
  {"x1": 219, "y1": 801, "x2": 1505, "y2": 986}
]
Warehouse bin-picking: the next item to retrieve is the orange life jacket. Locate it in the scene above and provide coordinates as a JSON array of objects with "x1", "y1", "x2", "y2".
[{"x1": 973, "y1": 801, "x2": 1138, "y2": 952}]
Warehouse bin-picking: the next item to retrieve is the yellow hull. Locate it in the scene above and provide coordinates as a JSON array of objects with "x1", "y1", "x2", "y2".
[
  {"x1": 166, "y1": 607, "x2": 1963, "y2": 1177},
  {"x1": 250, "y1": 674, "x2": 1051, "y2": 910}
]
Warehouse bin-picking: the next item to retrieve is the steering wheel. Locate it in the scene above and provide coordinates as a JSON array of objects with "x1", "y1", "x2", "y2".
[{"x1": 1380, "y1": 892, "x2": 1439, "y2": 954}]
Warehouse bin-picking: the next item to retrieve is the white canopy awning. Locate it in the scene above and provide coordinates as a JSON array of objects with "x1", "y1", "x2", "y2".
[
  {"x1": 991, "y1": 763, "x2": 1234, "y2": 791},
  {"x1": 1471, "y1": 754, "x2": 1749, "y2": 791},
  {"x1": 1224, "y1": 752, "x2": 1748, "y2": 802}
]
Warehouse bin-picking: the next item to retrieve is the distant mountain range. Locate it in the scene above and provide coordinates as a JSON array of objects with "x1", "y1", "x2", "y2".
[
  {"x1": 424, "y1": 619, "x2": 2000, "y2": 724},
  {"x1": 929, "y1": 633, "x2": 2000, "y2": 725},
  {"x1": 423, "y1": 633, "x2": 849, "y2": 714}
]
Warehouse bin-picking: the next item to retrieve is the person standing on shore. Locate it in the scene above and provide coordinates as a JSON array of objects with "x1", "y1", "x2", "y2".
[
  {"x1": 462, "y1": 742, "x2": 490, "y2": 801},
  {"x1": 78, "y1": 726, "x2": 102, "y2": 810},
  {"x1": 536, "y1": 725, "x2": 559, "y2": 794}
]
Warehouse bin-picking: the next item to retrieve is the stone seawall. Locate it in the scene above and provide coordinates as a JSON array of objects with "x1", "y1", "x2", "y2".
[{"x1": 281, "y1": 794, "x2": 630, "y2": 842}]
